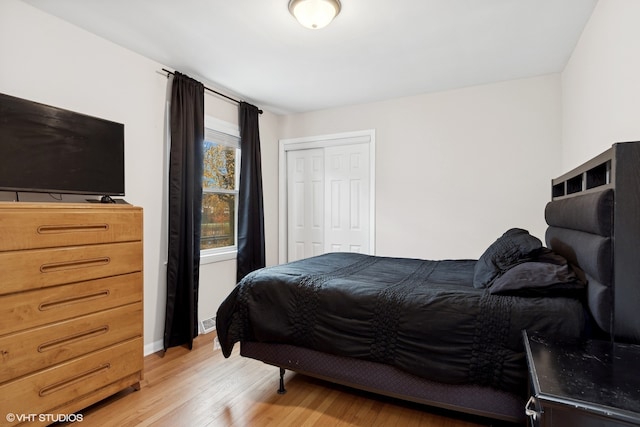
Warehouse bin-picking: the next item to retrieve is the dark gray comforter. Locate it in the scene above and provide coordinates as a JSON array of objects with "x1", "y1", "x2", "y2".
[{"x1": 217, "y1": 252, "x2": 586, "y2": 392}]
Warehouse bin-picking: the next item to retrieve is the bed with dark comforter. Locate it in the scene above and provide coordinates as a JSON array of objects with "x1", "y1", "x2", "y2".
[
  {"x1": 217, "y1": 232, "x2": 586, "y2": 394},
  {"x1": 217, "y1": 141, "x2": 640, "y2": 424}
]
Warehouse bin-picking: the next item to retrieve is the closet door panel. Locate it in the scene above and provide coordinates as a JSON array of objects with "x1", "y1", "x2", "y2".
[
  {"x1": 324, "y1": 143, "x2": 370, "y2": 254},
  {"x1": 287, "y1": 149, "x2": 324, "y2": 262}
]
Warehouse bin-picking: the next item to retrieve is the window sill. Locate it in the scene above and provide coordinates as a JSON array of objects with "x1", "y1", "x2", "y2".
[{"x1": 200, "y1": 250, "x2": 237, "y2": 265}]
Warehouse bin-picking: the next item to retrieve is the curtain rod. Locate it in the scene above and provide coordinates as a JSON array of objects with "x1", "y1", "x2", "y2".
[{"x1": 162, "y1": 68, "x2": 263, "y2": 114}]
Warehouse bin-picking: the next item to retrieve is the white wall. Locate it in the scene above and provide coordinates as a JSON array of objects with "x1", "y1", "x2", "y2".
[
  {"x1": 0, "y1": 0, "x2": 280, "y2": 354},
  {"x1": 280, "y1": 75, "x2": 562, "y2": 259},
  {"x1": 562, "y1": 0, "x2": 640, "y2": 169}
]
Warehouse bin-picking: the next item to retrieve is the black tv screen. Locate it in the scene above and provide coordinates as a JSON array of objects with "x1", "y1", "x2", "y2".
[{"x1": 0, "y1": 92, "x2": 125, "y2": 196}]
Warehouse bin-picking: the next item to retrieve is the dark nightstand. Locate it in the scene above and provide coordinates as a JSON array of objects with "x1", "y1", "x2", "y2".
[{"x1": 523, "y1": 330, "x2": 640, "y2": 427}]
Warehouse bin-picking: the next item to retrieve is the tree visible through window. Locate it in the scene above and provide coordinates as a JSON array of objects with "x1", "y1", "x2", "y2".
[{"x1": 201, "y1": 126, "x2": 240, "y2": 252}]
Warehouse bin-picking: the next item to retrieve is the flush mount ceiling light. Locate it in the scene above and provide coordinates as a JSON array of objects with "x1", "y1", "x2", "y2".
[{"x1": 288, "y1": 0, "x2": 342, "y2": 30}]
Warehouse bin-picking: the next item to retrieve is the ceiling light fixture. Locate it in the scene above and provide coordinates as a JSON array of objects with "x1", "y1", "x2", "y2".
[{"x1": 288, "y1": 0, "x2": 342, "y2": 30}]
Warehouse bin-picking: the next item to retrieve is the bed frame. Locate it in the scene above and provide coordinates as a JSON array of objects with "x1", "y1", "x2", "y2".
[{"x1": 239, "y1": 141, "x2": 640, "y2": 424}]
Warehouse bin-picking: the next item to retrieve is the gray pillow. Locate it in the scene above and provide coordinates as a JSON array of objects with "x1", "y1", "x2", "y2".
[
  {"x1": 473, "y1": 228, "x2": 542, "y2": 288},
  {"x1": 489, "y1": 261, "x2": 584, "y2": 296}
]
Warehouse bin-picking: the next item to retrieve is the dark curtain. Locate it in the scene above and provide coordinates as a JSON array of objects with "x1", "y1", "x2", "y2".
[
  {"x1": 236, "y1": 102, "x2": 265, "y2": 282},
  {"x1": 164, "y1": 72, "x2": 204, "y2": 351}
]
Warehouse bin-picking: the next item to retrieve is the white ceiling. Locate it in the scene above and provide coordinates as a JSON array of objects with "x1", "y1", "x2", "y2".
[{"x1": 23, "y1": 0, "x2": 598, "y2": 115}]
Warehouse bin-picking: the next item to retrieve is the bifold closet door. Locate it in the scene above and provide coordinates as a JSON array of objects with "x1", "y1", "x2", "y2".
[
  {"x1": 286, "y1": 143, "x2": 370, "y2": 262},
  {"x1": 324, "y1": 143, "x2": 370, "y2": 254},
  {"x1": 287, "y1": 148, "x2": 325, "y2": 262}
]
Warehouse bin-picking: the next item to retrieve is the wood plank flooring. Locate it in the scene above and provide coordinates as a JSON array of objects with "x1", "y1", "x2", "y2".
[{"x1": 62, "y1": 334, "x2": 511, "y2": 427}]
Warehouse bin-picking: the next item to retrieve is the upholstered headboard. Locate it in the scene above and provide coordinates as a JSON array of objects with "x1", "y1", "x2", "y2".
[
  {"x1": 545, "y1": 141, "x2": 640, "y2": 344},
  {"x1": 545, "y1": 189, "x2": 613, "y2": 334}
]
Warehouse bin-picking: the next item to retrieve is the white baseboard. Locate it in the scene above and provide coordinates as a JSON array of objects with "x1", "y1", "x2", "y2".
[
  {"x1": 144, "y1": 339, "x2": 164, "y2": 356},
  {"x1": 144, "y1": 331, "x2": 219, "y2": 356}
]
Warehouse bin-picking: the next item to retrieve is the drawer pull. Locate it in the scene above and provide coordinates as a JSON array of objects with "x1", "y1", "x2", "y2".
[
  {"x1": 37, "y1": 224, "x2": 110, "y2": 234},
  {"x1": 39, "y1": 289, "x2": 111, "y2": 311},
  {"x1": 39, "y1": 363, "x2": 111, "y2": 397},
  {"x1": 40, "y1": 257, "x2": 111, "y2": 273},
  {"x1": 38, "y1": 326, "x2": 110, "y2": 353}
]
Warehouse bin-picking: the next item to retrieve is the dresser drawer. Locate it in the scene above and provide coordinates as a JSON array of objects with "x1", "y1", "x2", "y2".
[
  {"x1": 0, "y1": 337, "x2": 143, "y2": 424},
  {"x1": 0, "y1": 242, "x2": 142, "y2": 295},
  {"x1": 0, "y1": 272, "x2": 141, "y2": 336},
  {"x1": 0, "y1": 303, "x2": 142, "y2": 383},
  {"x1": 0, "y1": 204, "x2": 142, "y2": 251}
]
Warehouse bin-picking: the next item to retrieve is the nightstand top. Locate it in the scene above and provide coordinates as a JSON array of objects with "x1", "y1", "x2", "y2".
[{"x1": 523, "y1": 331, "x2": 640, "y2": 421}]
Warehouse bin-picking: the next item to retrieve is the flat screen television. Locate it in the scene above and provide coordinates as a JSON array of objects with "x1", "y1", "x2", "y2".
[{"x1": 0, "y1": 92, "x2": 125, "y2": 196}]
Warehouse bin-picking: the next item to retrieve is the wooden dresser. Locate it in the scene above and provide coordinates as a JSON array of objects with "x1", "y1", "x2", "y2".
[{"x1": 0, "y1": 202, "x2": 143, "y2": 426}]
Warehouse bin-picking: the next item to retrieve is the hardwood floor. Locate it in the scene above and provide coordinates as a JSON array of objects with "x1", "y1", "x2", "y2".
[{"x1": 63, "y1": 334, "x2": 508, "y2": 427}]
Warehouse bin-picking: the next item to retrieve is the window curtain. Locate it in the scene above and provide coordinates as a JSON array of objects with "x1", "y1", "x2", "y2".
[
  {"x1": 164, "y1": 72, "x2": 204, "y2": 351},
  {"x1": 236, "y1": 102, "x2": 265, "y2": 282}
]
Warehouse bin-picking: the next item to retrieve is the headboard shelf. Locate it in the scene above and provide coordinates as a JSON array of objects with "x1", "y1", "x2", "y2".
[
  {"x1": 552, "y1": 147, "x2": 614, "y2": 200},
  {"x1": 549, "y1": 141, "x2": 640, "y2": 344},
  {"x1": 586, "y1": 161, "x2": 610, "y2": 190}
]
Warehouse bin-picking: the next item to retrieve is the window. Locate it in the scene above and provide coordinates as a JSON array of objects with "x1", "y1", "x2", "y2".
[{"x1": 201, "y1": 117, "x2": 240, "y2": 261}]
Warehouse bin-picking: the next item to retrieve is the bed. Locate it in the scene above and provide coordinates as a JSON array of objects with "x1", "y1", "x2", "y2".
[{"x1": 216, "y1": 141, "x2": 640, "y2": 424}]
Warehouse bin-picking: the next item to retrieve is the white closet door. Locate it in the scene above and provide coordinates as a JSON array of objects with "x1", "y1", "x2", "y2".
[
  {"x1": 324, "y1": 143, "x2": 370, "y2": 254},
  {"x1": 286, "y1": 148, "x2": 325, "y2": 262},
  {"x1": 281, "y1": 129, "x2": 375, "y2": 263}
]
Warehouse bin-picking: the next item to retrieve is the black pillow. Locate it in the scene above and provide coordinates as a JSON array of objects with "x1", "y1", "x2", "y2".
[
  {"x1": 473, "y1": 228, "x2": 542, "y2": 288},
  {"x1": 489, "y1": 261, "x2": 585, "y2": 296}
]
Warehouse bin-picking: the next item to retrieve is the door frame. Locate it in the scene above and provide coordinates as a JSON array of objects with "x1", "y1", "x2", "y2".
[{"x1": 278, "y1": 129, "x2": 376, "y2": 263}]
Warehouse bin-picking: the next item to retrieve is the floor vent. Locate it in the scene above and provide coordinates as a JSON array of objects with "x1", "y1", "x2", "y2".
[{"x1": 200, "y1": 316, "x2": 216, "y2": 334}]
